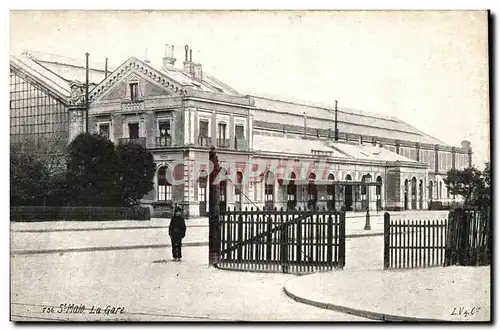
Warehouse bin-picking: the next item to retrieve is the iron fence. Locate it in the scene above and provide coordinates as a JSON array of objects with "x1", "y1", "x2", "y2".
[
  {"x1": 217, "y1": 207, "x2": 345, "y2": 274},
  {"x1": 383, "y1": 213, "x2": 447, "y2": 269}
]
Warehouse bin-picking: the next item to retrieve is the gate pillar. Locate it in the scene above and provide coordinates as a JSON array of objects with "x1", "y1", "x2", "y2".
[{"x1": 208, "y1": 147, "x2": 221, "y2": 266}]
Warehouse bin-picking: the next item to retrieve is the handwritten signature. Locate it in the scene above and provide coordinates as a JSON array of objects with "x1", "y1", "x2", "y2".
[{"x1": 451, "y1": 306, "x2": 481, "y2": 318}]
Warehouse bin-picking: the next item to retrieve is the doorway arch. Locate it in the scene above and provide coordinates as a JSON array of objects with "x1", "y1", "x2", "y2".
[
  {"x1": 286, "y1": 171, "x2": 297, "y2": 210},
  {"x1": 404, "y1": 179, "x2": 409, "y2": 210},
  {"x1": 345, "y1": 174, "x2": 353, "y2": 211},
  {"x1": 198, "y1": 170, "x2": 208, "y2": 216},
  {"x1": 376, "y1": 175, "x2": 382, "y2": 211},
  {"x1": 411, "y1": 177, "x2": 417, "y2": 209},
  {"x1": 419, "y1": 179, "x2": 423, "y2": 209},
  {"x1": 307, "y1": 172, "x2": 318, "y2": 210},
  {"x1": 264, "y1": 171, "x2": 275, "y2": 210},
  {"x1": 327, "y1": 173, "x2": 335, "y2": 211}
]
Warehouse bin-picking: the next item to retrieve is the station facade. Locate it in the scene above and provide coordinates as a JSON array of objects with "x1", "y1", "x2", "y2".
[{"x1": 10, "y1": 47, "x2": 472, "y2": 217}]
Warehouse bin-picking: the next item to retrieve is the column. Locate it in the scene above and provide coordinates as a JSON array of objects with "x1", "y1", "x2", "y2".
[
  {"x1": 434, "y1": 145, "x2": 439, "y2": 172},
  {"x1": 145, "y1": 110, "x2": 155, "y2": 148},
  {"x1": 416, "y1": 143, "x2": 420, "y2": 162},
  {"x1": 229, "y1": 114, "x2": 235, "y2": 149},
  {"x1": 451, "y1": 147, "x2": 456, "y2": 170}
]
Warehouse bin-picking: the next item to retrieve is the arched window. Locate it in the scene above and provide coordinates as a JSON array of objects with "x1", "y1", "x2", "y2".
[
  {"x1": 287, "y1": 172, "x2": 297, "y2": 199},
  {"x1": 264, "y1": 171, "x2": 275, "y2": 209},
  {"x1": 376, "y1": 176, "x2": 382, "y2": 196},
  {"x1": 439, "y1": 181, "x2": 443, "y2": 199},
  {"x1": 198, "y1": 170, "x2": 208, "y2": 203},
  {"x1": 308, "y1": 173, "x2": 317, "y2": 200},
  {"x1": 235, "y1": 171, "x2": 243, "y2": 205},
  {"x1": 158, "y1": 166, "x2": 172, "y2": 201},
  {"x1": 429, "y1": 181, "x2": 434, "y2": 200}
]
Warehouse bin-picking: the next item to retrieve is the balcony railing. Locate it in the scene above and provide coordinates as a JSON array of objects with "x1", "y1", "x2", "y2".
[
  {"x1": 156, "y1": 136, "x2": 173, "y2": 147},
  {"x1": 217, "y1": 138, "x2": 230, "y2": 149},
  {"x1": 118, "y1": 137, "x2": 146, "y2": 147},
  {"x1": 234, "y1": 138, "x2": 248, "y2": 151},
  {"x1": 198, "y1": 136, "x2": 212, "y2": 147}
]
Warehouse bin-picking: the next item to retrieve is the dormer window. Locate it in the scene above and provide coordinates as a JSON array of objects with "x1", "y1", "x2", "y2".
[{"x1": 129, "y1": 83, "x2": 139, "y2": 101}]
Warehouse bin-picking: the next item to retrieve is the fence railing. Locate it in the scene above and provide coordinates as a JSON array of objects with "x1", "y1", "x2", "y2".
[
  {"x1": 216, "y1": 138, "x2": 230, "y2": 149},
  {"x1": 217, "y1": 207, "x2": 345, "y2": 274},
  {"x1": 10, "y1": 206, "x2": 151, "y2": 222},
  {"x1": 118, "y1": 137, "x2": 146, "y2": 147},
  {"x1": 198, "y1": 136, "x2": 212, "y2": 147},
  {"x1": 383, "y1": 212, "x2": 447, "y2": 269},
  {"x1": 155, "y1": 136, "x2": 172, "y2": 147},
  {"x1": 445, "y1": 208, "x2": 491, "y2": 266}
]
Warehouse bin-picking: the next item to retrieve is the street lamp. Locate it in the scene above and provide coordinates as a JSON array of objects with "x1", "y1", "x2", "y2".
[{"x1": 364, "y1": 176, "x2": 371, "y2": 230}]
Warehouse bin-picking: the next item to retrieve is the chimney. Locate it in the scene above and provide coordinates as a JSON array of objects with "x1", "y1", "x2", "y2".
[
  {"x1": 183, "y1": 45, "x2": 203, "y2": 81},
  {"x1": 104, "y1": 58, "x2": 108, "y2": 78},
  {"x1": 183, "y1": 44, "x2": 194, "y2": 74},
  {"x1": 144, "y1": 48, "x2": 151, "y2": 64},
  {"x1": 162, "y1": 44, "x2": 176, "y2": 70}
]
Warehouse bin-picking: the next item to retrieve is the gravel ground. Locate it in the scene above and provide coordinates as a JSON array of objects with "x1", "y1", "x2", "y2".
[{"x1": 11, "y1": 246, "x2": 369, "y2": 321}]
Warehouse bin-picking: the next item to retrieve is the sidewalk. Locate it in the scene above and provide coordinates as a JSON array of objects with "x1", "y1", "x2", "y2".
[
  {"x1": 283, "y1": 266, "x2": 491, "y2": 321},
  {"x1": 10, "y1": 210, "x2": 448, "y2": 233},
  {"x1": 10, "y1": 210, "x2": 449, "y2": 255}
]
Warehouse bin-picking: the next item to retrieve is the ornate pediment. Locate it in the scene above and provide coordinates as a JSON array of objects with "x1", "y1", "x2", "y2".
[
  {"x1": 68, "y1": 81, "x2": 85, "y2": 106},
  {"x1": 88, "y1": 57, "x2": 188, "y2": 103}
]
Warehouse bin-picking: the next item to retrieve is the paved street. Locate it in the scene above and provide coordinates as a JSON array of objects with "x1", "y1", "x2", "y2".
[
  {"x1": 11, "y1": 246, "x2": 369, "y2": 321},
  {"x1": 10, "y1": 210, "x2": 461, "y2": 322},
  {"x1": 10, "y1": 210, "x2": 449, "y2": 254}
]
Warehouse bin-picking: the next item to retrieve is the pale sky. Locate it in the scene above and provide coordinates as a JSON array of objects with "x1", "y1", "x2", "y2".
[{"x1": 9, "y1": 10, "x2": 490, "y2": 167}]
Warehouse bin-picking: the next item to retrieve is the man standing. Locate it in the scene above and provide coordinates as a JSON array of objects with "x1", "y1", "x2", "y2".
[{"x1": 169, "y1": 206, "x2": 186, "y2": 261}]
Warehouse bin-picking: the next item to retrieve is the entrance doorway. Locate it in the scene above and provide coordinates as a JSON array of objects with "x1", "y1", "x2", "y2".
[
  {"x1": 404, "y1": 179, "x2": 409, "y2": 210},
  {"x1": 345, "y1": 174, "x2": 353, "y2": 211}
]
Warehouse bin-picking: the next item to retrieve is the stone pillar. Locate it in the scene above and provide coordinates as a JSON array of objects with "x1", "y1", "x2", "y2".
[
  {"x1": 434, "y1": 145, "x2": 439, "y2": 172},
  {"x1": 68, "y1": 107, "x2": 85, "y2": 142},
  {"x1": 451, "y1": 147, "x2": 456, "y2": 170},
  {"x1": 112, "y1": 113, "x2": 124, "y2": 143},
  {"x1": 184, "y1": 108, "x2": 190, "y2": 145},
  {"x1": 145, "y1": 111, "x2": 155, "y2": 148},
  {"x1": 248, "y1": 113, "x2": 254, "y2": 151},
  {"x1": 395, "y1": 140, "x2": 400, "y2": 155},
  {"x1": 416, "y1": 143, "x2": 420, "y2": 162},
  {"x1": 211, "y1": 111, "x2": 217, "y2": 145},
  {"x1": 229, "y1": 114, "x2": 235, "y2": 149}
]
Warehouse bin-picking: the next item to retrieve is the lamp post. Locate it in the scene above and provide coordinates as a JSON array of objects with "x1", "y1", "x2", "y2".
[{"x1": 364, "y1": 177, "x2": 371, "y2": 230}]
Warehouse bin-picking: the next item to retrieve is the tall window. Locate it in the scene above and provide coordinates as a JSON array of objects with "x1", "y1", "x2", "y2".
[
  {"x1": 199, "y1": 171, "x2": 208, "y2": 203},
  {"x1": 218, "y1": 122, "x2": 227, "y2": 140},
  {"x1": 199, "y1": 120, "x2": 209, "y2": 137},
  {"x1": 130, "y1": 83, "x2": 139, "y2": 101},
  {"x1": 235, "y1": 171, "x2": 243, "y2": 208},
  {"x1": 159, "y1": 120, "x2": 171, "y2": 138},
  {"x1": 158, "y1": 166, "x2": 172, "y2": 201},
  {"x1": 264, "y1": 172, "x2": 274, "y2": 203},
  {"x1": 235, "y1": 124, "x2": 245, "y2": 139},
  {"x1": 128, "y1": 123, "x2": 139, "y2": 139},
  {"x1": 99, "y1": 123, "x2": 110, "y2": 139}
]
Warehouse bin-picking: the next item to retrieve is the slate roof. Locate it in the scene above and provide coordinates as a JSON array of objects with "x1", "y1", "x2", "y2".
[
  {"x1": 20, "y1": 50, "x2": 111, "y2": 86},
  {"x1": 328, "y1": 141, "x2": 419, "y2": 163},
  {"x1": 253, "y1": 134, "x2": 422, "y2": 165},
  {"x1": 250, "y1": 95, "x2": 447, "y2": 146},
  {"x1": 10, "y1": 54, "x2": 71, "y2": 98},
  {"x1": 253, "y1": 134, "x2": 345, "y2": 157},
  {"x1": 157, "y1": 66, "x2": 241, "y2": 96}
]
